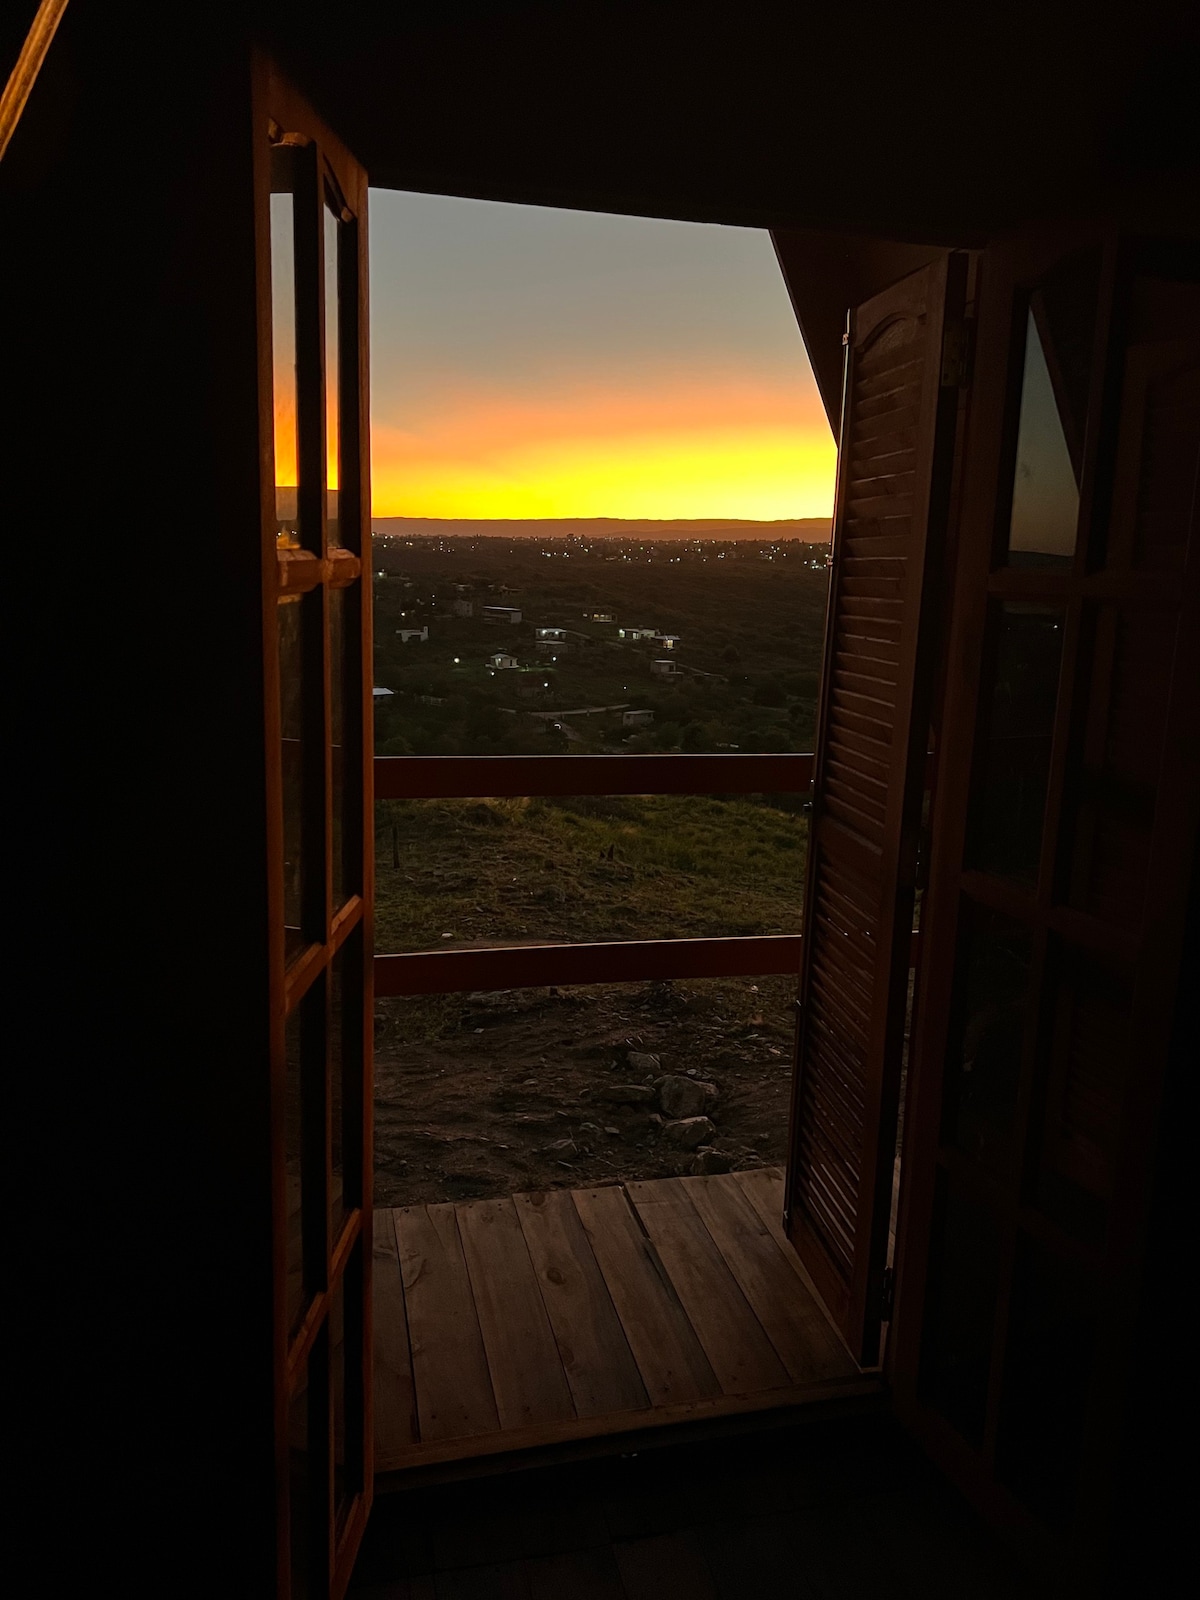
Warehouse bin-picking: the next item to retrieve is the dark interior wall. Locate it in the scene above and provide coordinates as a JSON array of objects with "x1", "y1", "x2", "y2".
[
  {"x1": 5, "y1": 5, "x2": 1197, "y2": 1589},
  {"x1": 258, "y1": 0, "x2": 1200, "y2": 241},
  {"x1": 4, "y1": 5, "x2": 276, "y2": 1587}
]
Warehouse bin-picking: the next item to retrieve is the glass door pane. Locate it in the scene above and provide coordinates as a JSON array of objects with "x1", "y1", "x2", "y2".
[
  {"x1": 324, "y1": 195, "x2": 343, "y2": 548},
  {"x1": 967, "y1": 602, "x2": 1066, "y2": 885},
  {"x1": 271, "y1": 146, "x2": 304, "y2": 550},
  {"x1": 1003, "y1": 248, "x2": 1100, "y2": 569}
]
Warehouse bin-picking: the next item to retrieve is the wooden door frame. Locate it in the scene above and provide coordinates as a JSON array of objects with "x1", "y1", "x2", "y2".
[{"x1": 255, "y1": 52, "x2": 374, "y2": 1599}]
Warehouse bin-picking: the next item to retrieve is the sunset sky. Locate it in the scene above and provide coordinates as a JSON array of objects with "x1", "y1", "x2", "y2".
[{"x1": 362, "y1": 191, "x2": 835, "y2": 522}]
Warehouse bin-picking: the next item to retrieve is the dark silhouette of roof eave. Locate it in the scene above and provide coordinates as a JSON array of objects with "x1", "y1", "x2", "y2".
[{"x1": 256, "y1": 0, "x2": 1199, "y2": 243}]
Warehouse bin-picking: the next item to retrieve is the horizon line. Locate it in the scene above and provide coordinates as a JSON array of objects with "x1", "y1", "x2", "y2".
[{"x1": 368, "y1": 514, "x2": 830, "y2": 526}]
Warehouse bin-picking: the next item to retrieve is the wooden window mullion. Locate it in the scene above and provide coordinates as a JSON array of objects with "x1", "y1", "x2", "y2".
[{"x1": 291, "y1": 141, "x2": 328, "y2": 957}]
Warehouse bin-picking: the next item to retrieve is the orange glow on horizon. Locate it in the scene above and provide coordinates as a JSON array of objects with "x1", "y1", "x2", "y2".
[
  {"x1": 363, "y1": 375, "x2": 835, "y2": 520},
  {"x1": 270, "y1": 395, "x2": 341, "y2": 492},
  {"x1": 273, "y1": 400, "x2": 297, "y2": 489}
]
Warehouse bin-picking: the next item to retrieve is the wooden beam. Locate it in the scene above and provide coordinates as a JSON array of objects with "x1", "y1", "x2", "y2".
[
  {"x1": 374, "y1": 752, "x2": 814, "y2": 801},
  {"x1": 375, "y1": 934, "x2": 804, "y2": 996},
  {"x1": 0, "y1": 0, "x2": 69, "y2": 162}
]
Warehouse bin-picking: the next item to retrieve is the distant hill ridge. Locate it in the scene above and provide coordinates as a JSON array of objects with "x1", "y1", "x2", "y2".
[{"x1": 369, "y1": 515, "x2": 831, "y2": 543}]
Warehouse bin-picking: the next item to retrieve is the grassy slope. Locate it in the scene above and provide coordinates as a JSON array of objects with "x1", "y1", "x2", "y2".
[{"x1": 376, "y1": 793, "x2": 807, "y2": 953}]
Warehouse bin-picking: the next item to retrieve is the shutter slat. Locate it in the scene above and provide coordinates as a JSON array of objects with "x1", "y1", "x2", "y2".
[
  {"x1": 850, "y1": 412, "x2": 923, "y2": 451},
  {"x1": 844, "y1": 534, "x2": 911, "y2": 561}
]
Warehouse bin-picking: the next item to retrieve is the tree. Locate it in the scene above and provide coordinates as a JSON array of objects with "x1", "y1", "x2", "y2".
[{"x1": 752, "y1": 677, "x2": 787, "y2": 707}]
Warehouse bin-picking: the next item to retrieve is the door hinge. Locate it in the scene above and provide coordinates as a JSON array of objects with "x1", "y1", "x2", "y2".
[
  {"x1": 940, "y1": 319, "x2": 973, "y2": 388},
  {"x1": 880, "y1": 1265, "x2": 895, "y2": 1322}
]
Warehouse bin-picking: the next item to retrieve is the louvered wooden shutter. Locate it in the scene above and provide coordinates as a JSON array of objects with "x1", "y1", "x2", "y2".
[{"x1": 786, "y1": 256, "x2": 966, "y2": 1364}]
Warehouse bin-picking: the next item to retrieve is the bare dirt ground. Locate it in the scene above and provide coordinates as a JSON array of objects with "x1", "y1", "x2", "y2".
[{"x1": 373, "y1": 975, "x2": 797, "y2": 1207}]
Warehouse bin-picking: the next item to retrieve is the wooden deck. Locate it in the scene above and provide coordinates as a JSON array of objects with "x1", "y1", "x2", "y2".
[{"x1": 374, "y1": 1166, "x2": 875, "y2": 1474}]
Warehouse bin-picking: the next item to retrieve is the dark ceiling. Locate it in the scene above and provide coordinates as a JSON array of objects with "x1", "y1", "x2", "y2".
[{"x1": 261, "y1": 0, "x2": 1199, "y2": 243}]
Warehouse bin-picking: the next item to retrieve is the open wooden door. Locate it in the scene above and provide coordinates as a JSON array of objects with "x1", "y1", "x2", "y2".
[
  {"x1": 257, "y1": 59, "x2": 374, "y2": 1600},
  {"x1": 888, "y1": 230, "x2": 1200, "y2": 1579},
  {"x1": 785, "y1": 255, "x2": 968, "y2": 1365}
]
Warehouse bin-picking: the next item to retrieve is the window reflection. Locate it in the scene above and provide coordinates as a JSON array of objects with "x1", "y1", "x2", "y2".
[
  {"x1": 324, "y1": 197, "x2": 342, "y2": 548},
  {"x1": 330, "y1": 585, "x2": 354, "y2": 909},
  {"x1": 330, "y1": 942, "x2": 352, "y2": 1237},
  {"x1": 279, "y1": 595, "x2": 309, "y2": 958},
  {"x1": 1006, "y1": 311, "x2": 1081, "y2": 567},
  {"x1": 288, "y1": 1356, "x2": 312, "y2": 1599},
  {"x1": 271, "y1": 145, "x2": 301, "y2": 550},
  {"x1": 996, "y1": 1235, "x2": 1099, "y2": 1528},
  {"x1": 918, "y1": 1172, "x2": 1001, "y2": 1448},
  {"x1": 969, "y1": 602, "x2": 1065, "y2": 885},
  {"x1": 941, "y1": 907, "x2": 1032, "y2": 1177},
  {"x1": 285, "y1": 1006, "x2": 306, "y2": 1333},
  {"x1": 331, "y1": 1274, "x2": 348, "y2": 1522},
  {"x1": 1004, "y1": 249, "x2": 1100, "y2": 569}
]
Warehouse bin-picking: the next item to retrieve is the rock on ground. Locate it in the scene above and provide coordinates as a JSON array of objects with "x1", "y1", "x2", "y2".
[
  {"x1": 663, "y1": 1116, "x2": 716, "y2": 1150},
  {"x1": 627, "y1": 1051, "x2": 661, "y2": 1075},
  {"x1": 690, "y1": 1147, "x2": 733, "y2": 1175},
  {"x1": 657, "y1": 1073, "x2": 719, "y2": 1120},
  {"x1": 597, "y1": 1083, "x2": 657, "y2": 1106}
]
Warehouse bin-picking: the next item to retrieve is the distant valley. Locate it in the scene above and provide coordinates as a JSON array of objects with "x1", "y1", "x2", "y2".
[{"x1": 371, "y1": 515, "x2": 831, "y2": 543}]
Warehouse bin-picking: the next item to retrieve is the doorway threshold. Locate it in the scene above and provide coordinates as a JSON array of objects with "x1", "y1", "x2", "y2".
[{"x1": 374, "y1": 1167, "x2": 880, "y2": 1482}]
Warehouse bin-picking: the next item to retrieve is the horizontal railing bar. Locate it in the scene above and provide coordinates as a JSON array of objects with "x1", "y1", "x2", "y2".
[
  {"x1": 374, "y1": 927, "x2": 922, "y2": 997},
  {"x1": 374, "y1": 934, "x2": 803, "y2": 996},
  {"x1": 374, "y1": 752, "x2": 814, "y2": 800}
]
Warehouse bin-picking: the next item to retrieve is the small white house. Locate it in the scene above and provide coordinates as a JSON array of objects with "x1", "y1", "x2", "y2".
[
  {"x1": 622, "y1": 708, "x2": 654, "y2": 727},
  {"x1": 396, "y1": 626, "x2": 428, "y2": 643},
  {"x1": 482, "y1": 605, "x2": 522, "y2": 625},
  {"x1": 536, "y1": 626, "x2": 568, "y2": 642},
  {"x1": 650, "y1": 658, "x2": 680, "y2": 678},
  {"x1": 652, "y1": 633, "x2": 682, "y2": 650},
  {"x1": 619, "y1": 625, "x2": 657, "y2": 641},
  {"x1": 587, "y1": 611, "x2": 616, "y2": 624},
  {"x1": 488, "y1": 651, "x2": 519, "y2": 670}
]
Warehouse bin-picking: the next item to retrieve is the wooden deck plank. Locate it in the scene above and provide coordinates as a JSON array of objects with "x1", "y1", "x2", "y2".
[
  {"x1": 377, "y1": 1171, "x2": 874, "y2": 1475},
  {"x1": 372, "y1": 1207, "x2": 418, "y2": 1464},
  {"x1": 392, "y1": 1203, "x2": 499, "y2": 1445},
  {"x1": 374, "y1": 1374, "x2": 885, "y2": 1476},
  {"x1": 456, "y1": 1197, "x2": 576, "y2": 1431},
  {"x1": 734, "y1": 1168, "x2": 851, "y2": 1349},
  {"x1": 571, "y1": 1185, "x2": 721, "y2": 1407},
  {"x1": 680, "y1": 1174, "x2": 854, "y2": 1383},
  {"x1": 733, "y1": 1166, "x2": 799, "y2": 1263},
  {"x1": 625, "y1": 1178, "x2": 791, "y2": 1396},
  {"x1": 514, "y1": 1188, "x2": 650, "y2": 1419}
]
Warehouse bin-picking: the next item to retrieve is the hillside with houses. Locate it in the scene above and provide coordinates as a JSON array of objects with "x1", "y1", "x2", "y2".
[{"x1": 371, "y1": 533, "x2": 830, "y2": 757}]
